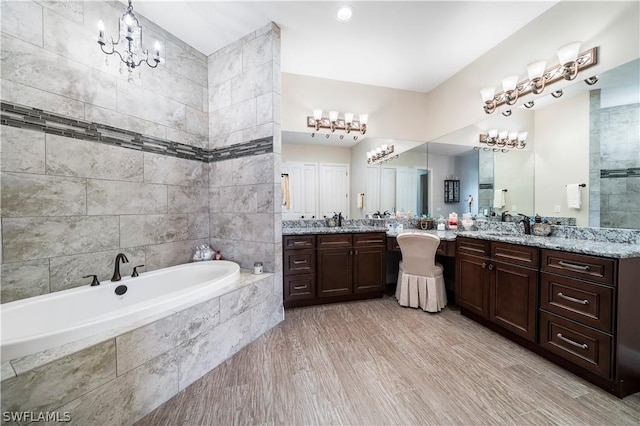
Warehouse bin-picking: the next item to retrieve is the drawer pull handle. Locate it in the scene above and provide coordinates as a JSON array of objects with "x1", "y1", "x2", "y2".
[
  {"x1": 481, "y1": 262, "x2": 487, "y2": 269},
  {"x1": 557, "y1": 292, "x2": 589, "y2": 305},
  {"x1": 488, "y1": 264, "x2": 494, "y2": 271},
  {"x1": 292, "y1": 241, "x2": 307, "y2": 245},
  {"x1": 293, "y1": 285, "x2": 307, "y2": 290},
  {"x1": 292, "y1": 260, "x2": 307, "y2": 264},
  {"x1": 558, "y1": 261, "x2": 591, "y2": 272},
  {"x1": 557, "y1": 333, "x2": 588, "y2": 350}
]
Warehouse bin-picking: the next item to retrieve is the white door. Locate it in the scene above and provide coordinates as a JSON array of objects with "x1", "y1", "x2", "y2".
[
  {"x1": 281, "y1": 161, "x2": 318, "y2": 220},
  {"x1": 365, "y1": 166, "x2": 381, "y2": 214},
  {"x1": 396, "y1": 167, "x2": 418, "y2": 214},
  {"x1": 319, "y1": 163, "x2": 349, "y2": 218},
  {"x1": 380, "y1": 167, "x2": 397, "y2": 213}
]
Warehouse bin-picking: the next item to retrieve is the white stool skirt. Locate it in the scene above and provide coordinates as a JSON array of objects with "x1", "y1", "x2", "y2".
[{"x1": 395, "y1": 261, "x2": 447, "y2": 312}]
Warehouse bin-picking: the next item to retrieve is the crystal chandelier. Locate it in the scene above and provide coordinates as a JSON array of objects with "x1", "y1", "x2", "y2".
[{"x1": 97, "y1": 0, "x2": 161, "y2": 82}]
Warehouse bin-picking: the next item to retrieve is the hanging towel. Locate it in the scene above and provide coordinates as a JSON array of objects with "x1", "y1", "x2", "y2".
[
  {"x1": 281, "y1": 174, "x2": 291, "y2": 209},
  {"x1": 493, "y1": 189, "x2": 505, "y2": 209},
  {"x1": 357, "y1": 193, "x2": 365, "y2": 209},
  {"x1": 566, "y1": 184, "x2": 582, "y2": 209}
]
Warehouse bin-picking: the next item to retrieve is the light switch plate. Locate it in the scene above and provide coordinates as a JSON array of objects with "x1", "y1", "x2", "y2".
[{"x1": 554, "y1": 205, "x2": 561, "y2": 213}]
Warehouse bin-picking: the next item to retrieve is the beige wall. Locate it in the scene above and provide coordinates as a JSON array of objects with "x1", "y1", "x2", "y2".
[
  {"x1": 494, "y1": 150, "x2": 535, "y2": 216},
  {"x1": 534, "y1": 91, "x2": 590, "y2": 226},
  {"x1": 282, "y1": 1, "x2": 639, "y2": 144},
  {"x1": 283, "y1": 143, "x2": 351, "y2": 164},
  {"x1": 282, "y1": 72, "x2": 429, "y2": 141}
]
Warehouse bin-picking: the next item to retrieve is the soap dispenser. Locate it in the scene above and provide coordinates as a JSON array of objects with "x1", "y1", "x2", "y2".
[{"x1": 532, "y1": 214, "x2": 551, "y2": 237}]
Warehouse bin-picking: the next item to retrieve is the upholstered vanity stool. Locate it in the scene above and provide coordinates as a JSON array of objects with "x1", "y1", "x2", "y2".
[{"x1": 395, "y1": 232, "x2": 447, "y2": 312}]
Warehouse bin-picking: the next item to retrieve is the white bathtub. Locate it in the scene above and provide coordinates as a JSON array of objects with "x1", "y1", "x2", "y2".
[{"x1": 1, "y1": 261, "x2": 240, "y2": 361}]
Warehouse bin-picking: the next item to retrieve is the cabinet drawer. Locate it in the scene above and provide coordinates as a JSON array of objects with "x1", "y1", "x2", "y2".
[
  {"x1": 491, "y1": 242, "x2": 538, "y2": 268},
  {"x1": 284, "y1": 275, "x2": 316, "y2": 301},
  {"x1": 541, "y1": 250, "x2": 615, "y2": 286},
  {"x1": 283, "y1": 235, "x2": 316, "y2": 249},
  {"x1": 540, "y1": 272, "x2": 614, "y2": 333},
  {"x1": 539, "y1": 311, "x2": 612, "y2": 379},
  {"x1": 317, "y1": 234, "x2": 352, "y2": 248},
  {"x1": 353, "y1": 232, "x2": 385, "y2": 247},
  {"x1": 456, "y1": 237, "x2": 490, "y2": 256},
  {"x1": 284, "y1": 249, "x2": 316, "y2": 275}
]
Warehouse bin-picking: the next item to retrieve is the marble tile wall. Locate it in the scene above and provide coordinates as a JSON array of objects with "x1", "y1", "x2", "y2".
[
  {"x1": 0, "y1": 126, "x2": 210, "y2": 302},
  {"x1": 589, "y1": 87, "x2": 640, "y2": 229},
  {"x1": 207, "y1": 22, "x2": 283, "y2": 310}
]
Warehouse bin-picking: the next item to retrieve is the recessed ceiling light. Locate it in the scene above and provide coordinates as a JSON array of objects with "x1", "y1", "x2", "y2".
[{"x1": 336, "y1": 5, "x2": 353, "y2": 22}]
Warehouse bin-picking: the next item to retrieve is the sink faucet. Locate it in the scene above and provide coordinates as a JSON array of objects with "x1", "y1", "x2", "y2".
[
  {"x1": 112, "y1": 253, "x2": 129, "y2": 281},
  {"x1": 518, "y1": 214, "x2": 532, "y2": 235}
]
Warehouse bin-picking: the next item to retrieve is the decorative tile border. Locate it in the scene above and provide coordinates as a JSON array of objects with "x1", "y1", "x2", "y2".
[
  {"x1": 600, "y1": 168, "x2": 640, "y2": 178},
  {"x1": 0, "y1": 102, "x2": 272, "y2": 163}
]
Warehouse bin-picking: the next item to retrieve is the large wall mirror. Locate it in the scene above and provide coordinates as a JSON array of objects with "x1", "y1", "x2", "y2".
[{"x1": 281, "y1": 58, "x2": 638, "y2": 228}]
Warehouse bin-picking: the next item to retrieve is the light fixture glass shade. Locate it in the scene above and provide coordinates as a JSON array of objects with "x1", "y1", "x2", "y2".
[
  {"x1": 344, "y1": 112, "x2": 354, "y2": 123},
  {"x1": 381, "y1": 144, "x2": 387, "y2": 151},
  {"x1": 527, "y1": 60, "x2": 546, "y2": 80},
  {"x1": 502, "y1": 75, "x2": 519, "y2": 92},
  {"x1": 518, "y1": 132, "x2": 528, "y2": 142},
  {"x1": 359, "y1": 113, "x2": 368, "y2": 125},
  {"x1": 498, "y1": 130, "x2": 508, "y2": 140},
  {"x1": 367, "y1": 151, "x2": 373, "y2": 158},
  {"x1": 329, "y1": 111, "x2": 339, "y2": 122},
  {"x1": 97, "y1": 19, "x2": 105, "y2": 31},
  {"x1": 336, "y1": 5, "x2": 353, "y2": 22},
  {"x1": 313, "y1": 109, "x2": 323, "y2": 120},
  {"x1": 557, "y1": 41, "x2": 581, "y2": 64},
  {"x1": 508, "y1": 131, "x2": 518, "y2": 141},
  {"x1": 480, "y1": 87, "x2": 496, "y2": 102},
  {"x1": 488, "y1": 129, "x2": 498, "y2": 139}
]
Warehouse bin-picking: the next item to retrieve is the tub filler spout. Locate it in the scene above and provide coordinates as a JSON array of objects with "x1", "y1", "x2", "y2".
[{"x1": 112, "y1": 253, "x2": 129, "y2": 281}]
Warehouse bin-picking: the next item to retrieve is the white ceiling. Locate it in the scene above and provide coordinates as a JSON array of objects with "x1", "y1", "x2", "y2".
[{"x1": 132, "y1": 0, "x2": 558, "y2": 93}]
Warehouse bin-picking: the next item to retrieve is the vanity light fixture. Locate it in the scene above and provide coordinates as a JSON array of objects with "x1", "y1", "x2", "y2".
[
  {"x1": 367, "y1": 144, "x2": 397, "y2": 165},
  {"x1": 481, "y1": 43, "x2": 598, "y2": 114},
  {"x1": 476, "y1": 129, "x2": 527, "y2": 151},
  {"x1": 97, "y1": 0, "x2": 162, "y2": 83},
  {"x1": 308, "y1": 110, "x2": 368, "y2": 141},
  {"x1": 336, "y1": 5, "x2": 354, "y2": 22}
]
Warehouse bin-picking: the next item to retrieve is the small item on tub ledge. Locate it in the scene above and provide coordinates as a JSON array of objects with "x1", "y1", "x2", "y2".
[
  {"x1": 254, "y1": 262, "x2": 264, "y2": 275},
  {"x1": 192, "y1": 244, "x2": 213, "y2": 261},
  {"x1": 215, "y1": 250, "x2": 222, "y2": 260}
]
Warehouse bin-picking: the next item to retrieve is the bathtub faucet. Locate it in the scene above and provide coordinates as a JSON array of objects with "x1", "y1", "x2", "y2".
[{"x1": 112, "y1": 253, "x2": 129, "y2": 281}]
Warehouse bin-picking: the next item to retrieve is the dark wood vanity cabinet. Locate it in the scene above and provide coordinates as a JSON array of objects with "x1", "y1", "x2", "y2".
[
  {"x1": 456, "y1": 237, "x2": 538, "y2": 343},
  {"x1": 537, "y1": 249, "x2": 640, "y2": 396},
  {"x1": 457, "y1": 237, "x2": 640, "y2": 398},
  {"x1": 284, "y1": 232, "x2": 386, "y2": 308}
]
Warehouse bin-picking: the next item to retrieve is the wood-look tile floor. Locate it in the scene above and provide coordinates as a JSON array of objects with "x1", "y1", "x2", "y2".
[{"x1": 137, "y1": 296, "x2": 640, "y2": 425}]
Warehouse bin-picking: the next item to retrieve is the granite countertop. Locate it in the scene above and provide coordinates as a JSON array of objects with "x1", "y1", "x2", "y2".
[
  {"x1": 282, "y1": 226, "x2": 387, "y2": 235},
  {"x1": 456, "y1": 231, "x2": 640, "y2": 259},
  {"x1": 282, "y1": 226, "x2": 640, "y2": 258}
]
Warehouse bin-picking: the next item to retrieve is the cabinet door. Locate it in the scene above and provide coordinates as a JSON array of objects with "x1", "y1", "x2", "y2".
[
  {"x1": 353, "y1": 246, "x2": 385, "y2": 294},
  {"x1": 489, "y1": 261, "x2": 538, "y2": 342},
  {"x1": 456, "y1": 253, "x2": 489, "y2": 317},
  {"x1": 317, "y1": 248, "x2": 352, "y2": 298}
]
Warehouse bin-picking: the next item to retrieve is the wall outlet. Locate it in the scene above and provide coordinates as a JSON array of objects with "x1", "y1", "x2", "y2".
[
  {"x1": 554, "y1": 205, "x2": 561, "y2": 213},
  {"x1": 511, "y1": 205, "x2": 517, "y2": 212}
]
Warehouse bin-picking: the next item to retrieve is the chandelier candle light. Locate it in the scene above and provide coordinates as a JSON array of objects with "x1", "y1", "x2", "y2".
[
  {"x1": 481, "y1": 43, "x2": 598, "y2": 114},
  {"x1": 307, "y1": 110, "x2": 368, "y2": 140},
  {"x1": 97, "y1": 0, "x2": 162, "y2": 83}
]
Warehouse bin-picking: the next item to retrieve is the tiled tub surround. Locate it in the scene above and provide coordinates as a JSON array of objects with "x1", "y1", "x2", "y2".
[{"x1": 1, "y1": 270, "x2": 281, "y2": 425}]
